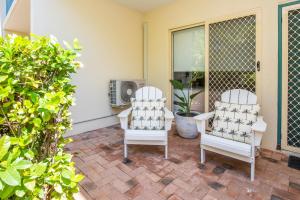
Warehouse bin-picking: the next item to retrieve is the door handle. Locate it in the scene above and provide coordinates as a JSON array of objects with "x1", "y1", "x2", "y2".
[{"x1": 257, "y1": 61, "x2": 261, "y2": 72}]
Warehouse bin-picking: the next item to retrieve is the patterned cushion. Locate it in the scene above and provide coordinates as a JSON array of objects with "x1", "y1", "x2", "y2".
[
  {"x1": 130, "y1": 98, "x2": 166, "y2": 130},
  {"x1": 210, "y1": 101, "x2": 260, "y2": 144}
]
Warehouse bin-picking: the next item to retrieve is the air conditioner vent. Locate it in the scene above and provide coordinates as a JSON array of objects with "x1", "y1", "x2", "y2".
[{"x1": 109, "y1": 80, "x2": 144, "y2": 107}]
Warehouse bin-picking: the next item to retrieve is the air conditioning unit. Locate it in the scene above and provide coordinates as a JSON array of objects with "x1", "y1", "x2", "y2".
[{"x1": 109, "y1": 80, "x2": 145, "y2": 107}]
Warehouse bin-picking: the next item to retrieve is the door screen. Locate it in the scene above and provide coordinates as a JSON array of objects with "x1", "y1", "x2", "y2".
[
  {"x1": 208, "y1": 15, "x2": 257, "y2": 111},
  {"x1": 282, "y1": 5, "x2": 300, "y2": 153}
]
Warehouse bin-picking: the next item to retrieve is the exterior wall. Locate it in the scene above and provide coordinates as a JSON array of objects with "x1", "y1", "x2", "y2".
[
  {"x1": 31, "y1": 0, "x2": 144, "y2": 135},
  {"x1": 144, "y1": 0, "x2": 292, "y2": 151}
]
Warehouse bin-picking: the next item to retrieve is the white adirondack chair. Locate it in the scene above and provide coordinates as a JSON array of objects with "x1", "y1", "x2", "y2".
[
  {"x1": 194, "y1": 89, "x2": 267, "y2": 181},
  {"x1": 118, "y1": 86, "x2": 174, "y2": 159}
]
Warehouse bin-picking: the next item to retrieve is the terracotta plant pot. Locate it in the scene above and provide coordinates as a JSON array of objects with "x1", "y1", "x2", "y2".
[{"x1": 175, "y1": 111, "x2": 200, "y2": 139}]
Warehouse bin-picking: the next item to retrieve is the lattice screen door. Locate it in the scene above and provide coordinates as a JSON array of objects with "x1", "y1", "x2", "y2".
[
  {"x1": 281, "y1": 4, "x2": 300, "y2": 153},
  {"x1": 205, "y1": 12, "x2": 261, "y2": 113}
]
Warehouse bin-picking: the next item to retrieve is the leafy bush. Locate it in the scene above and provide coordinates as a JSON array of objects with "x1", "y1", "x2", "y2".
[{"x1": 0, "y1": 35, "x2": 83, "y2": 199}]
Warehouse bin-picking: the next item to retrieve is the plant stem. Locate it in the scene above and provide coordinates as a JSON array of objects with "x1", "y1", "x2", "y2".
[{"x1": 0, "y1": 104, "x2": 16, "y2": 136}]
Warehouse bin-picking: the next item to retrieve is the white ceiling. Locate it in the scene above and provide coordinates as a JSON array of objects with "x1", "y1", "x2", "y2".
[{"x1": 114, "y1": 0, "x2": 175, "y2": 12}]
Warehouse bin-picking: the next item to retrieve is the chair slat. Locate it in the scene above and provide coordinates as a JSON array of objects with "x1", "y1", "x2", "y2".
[
  {"x1": 135, "y1": 86, "x2": 163, "y2": 100},
  {"x1": 221, "y1": 89, "x2": 257, "y2": 104}
]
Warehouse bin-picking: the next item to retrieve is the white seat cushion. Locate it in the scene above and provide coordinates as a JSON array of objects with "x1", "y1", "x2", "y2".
[
  {"x1": 125, "y1": 129, "x2": 167, "y2": 141},
  {"x1": 201, "y1": 133, "x2": 251, "y2": 157}
]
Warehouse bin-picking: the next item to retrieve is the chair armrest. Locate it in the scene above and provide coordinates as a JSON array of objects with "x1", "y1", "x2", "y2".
[
  {"x1": 118, "y1": 108, "x2": 132, "y2": 130},
  {"x1": 194, "y1": 112, "x2": 215, "y2": 121},
  {"x1": 193, "y1": 112, "x2": 214, "y2": 135},
  {"x1": 252, "y1": 116, "x2": 267, "y2": 132},
  {"x1": 118, "y1": 108, "x2": 132, "y2": 118},
  {"x1": 164, "y1": 108, "x2": 174, "y2": 119},
  {"x1": 164, "y1": 108, "x2": 174, "y2": 131}
]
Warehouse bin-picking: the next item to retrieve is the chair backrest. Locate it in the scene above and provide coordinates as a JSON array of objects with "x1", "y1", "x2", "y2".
[
  {"x1": 211, "y1": 89, "x2": 259, "y2": 144},
  {"x1": 131, "y1": 86, "x2": 165, "y2": 130},
  {"x1": 135, "y1": 86, "x2": 163, "y2": 101},
  {"x1": 221, "y1": 89, "x2": 257, "y2": 105}
]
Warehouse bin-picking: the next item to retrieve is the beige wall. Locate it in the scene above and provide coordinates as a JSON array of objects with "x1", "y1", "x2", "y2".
[
  {"x1": 144, "y1": 0, "x2": 290, "y2": 150},
  {"x1": 31, "y1": 0, "x2": 144, "y2": 135}
]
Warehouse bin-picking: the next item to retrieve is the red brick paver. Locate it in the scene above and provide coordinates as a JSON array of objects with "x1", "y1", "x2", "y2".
[{"x1": 67, "y1": 125, "x2": 300, "y2": 200}]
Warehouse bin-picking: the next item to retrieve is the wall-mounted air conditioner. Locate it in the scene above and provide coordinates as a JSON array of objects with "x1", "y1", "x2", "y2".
[{"x1": 109, "y1": 80, "x2": 145, "y2": 107}]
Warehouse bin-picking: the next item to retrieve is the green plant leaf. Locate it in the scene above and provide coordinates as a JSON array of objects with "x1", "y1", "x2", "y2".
[
  {"x1": 30, "y1": 163, "x2": 47, "y2": 178},
  {"x1": 170, "y1": 80, "x2": 184, "y2": 90},
  {"x1": 73, "y1": 174, "x2": 84, "y2": 183},
  {"x1": 12, "y1": 158, "x2": 32, "y2": 170},
  {"x1": 190, "y1": 91, "x2": 202, "y2": 100},
  {"x1": 24, "y1": 179, "x2": 35, "y2": 191},
  {"x1": 0, "y1": 179, "x2": 3, "y2": 190},
  {"x1": 24, "y1": 150, "x2": 34, "y2": 160},
  {"x1": 174, "y1": 93, "x2": 186, "y2": 103},
  {"x1": 0, "y1": 185, "x2": 15, "y2": 199},
  {"x1": 15, "y1": 189, "x2": 25, "y2": 197},
  {"x1": 33, "y1": 118, "x2": 42, "y2": 128},
  {"x1": 0, "y1": 75, "x2": 8, "y2": 82},
  {"x1": 28, "y1": 92, "x2": 39, "y2": 103},
  {"x1": 73, "y1": 38, "x2": 82, "y2": 50},
  {"x1": 61, "y1": 169, "x2": 72, "y2": 180},
  {"x1": 54, "y1": 183, "x2": 63, "y2": 194},
  {"x1": 0, "y1": 166, "x2": 21, "y2": 186},
  {"x1": 0, "y1": 135, "x2": 11, "y2": 161},
  {"x1": 39, "y1": 108, "x2": 51, "y2": 122},
  {"x1": 24, "y1": 100, "x2": 32, "y2": 108},
  {"x1": 174, "y1": 101, "x2": 188, "y2": 108}
]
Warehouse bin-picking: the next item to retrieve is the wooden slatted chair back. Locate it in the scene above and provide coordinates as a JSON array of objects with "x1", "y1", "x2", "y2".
[
  {"x1": 221, "y1": 89, "x2": 257, "y2": 105},
  {"x1": 135, "y1": 86, "x2": 163, "y2": 100}
]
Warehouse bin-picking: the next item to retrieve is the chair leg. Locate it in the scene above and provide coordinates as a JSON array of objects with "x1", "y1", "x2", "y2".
[
  {"x1": 201, "y1": 147, "x2": 205, "y2": 164},
  {"x1": 250, "y1": 161, "x2": 255, "y2": 181},
  {"x1": 165, "y1": 144, "x2": 168, "y2": 159},
  {"x1": 124, "y1": 143, "x2": 128, "y2": 158}
]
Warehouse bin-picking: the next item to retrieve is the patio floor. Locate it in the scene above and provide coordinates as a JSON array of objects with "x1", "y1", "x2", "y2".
[{"x1": 67, "y1": 125, "x2": 300, "y2": 200}]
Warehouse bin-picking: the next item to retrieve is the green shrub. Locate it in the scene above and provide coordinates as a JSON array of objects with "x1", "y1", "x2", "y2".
[{"x1": 0, "y1": 34, "x2": 84, "y2": 199}]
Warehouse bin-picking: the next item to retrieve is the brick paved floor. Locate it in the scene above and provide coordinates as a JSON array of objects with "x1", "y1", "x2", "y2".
[{"x1": 67, "y1": 125, "x2": 300, "y2": 200}]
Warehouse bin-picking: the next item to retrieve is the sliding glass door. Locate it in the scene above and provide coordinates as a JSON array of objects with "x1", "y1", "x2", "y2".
[{"x1": 172, "y1": 25, "x2": 205, "y2": 113}]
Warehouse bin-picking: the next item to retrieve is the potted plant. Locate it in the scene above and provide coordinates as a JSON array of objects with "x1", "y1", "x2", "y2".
[{"x1": 170, "y1": 72, "x2": 204, "y2": 138}]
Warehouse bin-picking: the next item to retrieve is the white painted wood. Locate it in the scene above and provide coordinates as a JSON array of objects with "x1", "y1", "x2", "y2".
[
  {"x1": 118, "y1": 108, "x2": 132, "y2": 118},
  {"x1": 118, "y1": 86, "x2": 174, "y2": 159},
  {"x1": 221, "y1": 89, "x2": 257, "y2": 104},
  {"x1": 194, "y1": 89, "x2": 267, "y2": 181},
  {"x1": 135, "y1": 86, "x2": 163, "y2": 100},
  {"x1": 164, "y1": 108, "x2": 174, "y2": 131},
  {"x1": 251, "y1": 162, "x2": 255, "y2": 181},
  {"x1": 201, "y1": 134, "x2": 252, "y2": 157},
  {"x1": 124, "y1": 143, "x2": 128, "y2": 158},
  {"x1": 126, "y1": 140, "x2": 167, "y2": 145},
  {"x1": 165, "y1": 145, "x2": 168, "y2": 159},
  {"x1": 200, "y1": 148, "x2": 205, "y2": 164},
  {"x1": 202, "y1": 145, "x2": 252, "y2": 163},
  {"x1": 118, "y1": 107, "x2": 132, "y2": 129},
  {"x1": 125, "y1": 130, "x2": 167, "y2": 141},
  {"x1": 252, "y1": 116, "x2": 267, "y2": 132},
  {"x1": 194, "y1": 112, "x2": 214, "y2": 121}
]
